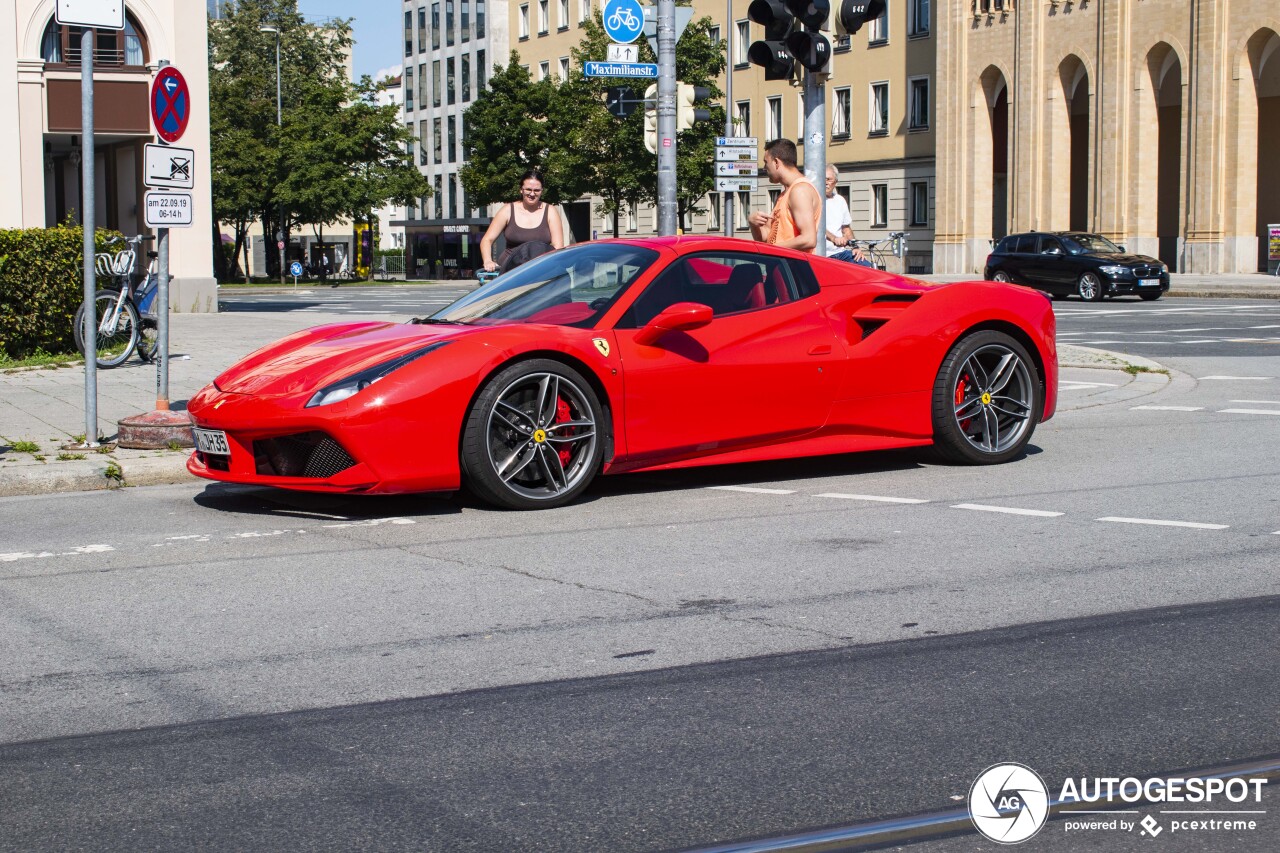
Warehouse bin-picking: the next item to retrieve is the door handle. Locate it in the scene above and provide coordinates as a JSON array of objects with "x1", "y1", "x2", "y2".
[{"x1": 807, "y1": 344, "x2": 832, "y2": 356}]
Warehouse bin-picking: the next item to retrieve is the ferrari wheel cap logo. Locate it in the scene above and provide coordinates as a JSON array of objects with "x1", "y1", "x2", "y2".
[
  {"x1": 533, "y1": 429, "x2": 547, "y2": 443},
  {"x1": 981, "y1": 392, "x2": 992, "y2": 405},
  {"x1": 592, "y1": 338, "x2": 611, "y2": 357}
]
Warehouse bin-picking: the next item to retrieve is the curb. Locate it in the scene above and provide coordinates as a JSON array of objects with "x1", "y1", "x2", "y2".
[{"x1": 0, "y1": 453, "x2": 192, "y2": 498}]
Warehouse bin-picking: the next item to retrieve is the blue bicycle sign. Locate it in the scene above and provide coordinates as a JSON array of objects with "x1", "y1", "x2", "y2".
[{"x1": 603, "y1": 0, "x2": 644, "y2": 44}]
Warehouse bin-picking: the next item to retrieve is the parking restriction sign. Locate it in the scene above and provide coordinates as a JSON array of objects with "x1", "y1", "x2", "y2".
[{"x1": 151, "y1": 66, "x2": 191, "y2": 143}]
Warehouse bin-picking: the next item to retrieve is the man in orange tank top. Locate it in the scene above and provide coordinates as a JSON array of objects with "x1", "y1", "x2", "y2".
[{"x1": 747, "y1": 138, "x2": 822, "y2": 254}]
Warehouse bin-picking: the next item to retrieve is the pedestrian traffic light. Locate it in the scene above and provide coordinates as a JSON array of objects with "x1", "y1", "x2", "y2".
[
  {"x1": 644, "y1": 83, "x2": 658, "y2": 154},
  {"x1": 677, "y1": 83, "x2": 713, "y2": 130},
  {"x1": 605, "y1": 86, "x2": 639, "y2": 119},
  {"x1": 834, "y1": 0, "x2": 885, "y2": 36},
  {"x1": 748, "y1": 0, "x2": 832, "y2": 80}
]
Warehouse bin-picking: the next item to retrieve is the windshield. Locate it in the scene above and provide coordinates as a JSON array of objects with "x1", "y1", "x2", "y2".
[
  {"x1": 1065, "y1": 234, "x2": 1122, "y2": 255},
  {"x1": 429, "y1": 243, "x2": 660, "y2": 327}
]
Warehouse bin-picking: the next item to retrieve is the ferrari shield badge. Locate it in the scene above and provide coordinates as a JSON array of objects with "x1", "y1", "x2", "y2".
[{"x1": 592, "y1": 338, "x2": 611, "y2": 358}]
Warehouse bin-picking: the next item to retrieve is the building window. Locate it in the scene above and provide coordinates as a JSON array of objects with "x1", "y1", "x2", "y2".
[
  {"x1": 796, "y1": 92, "x2": 805, "y2": 141},
  {"x1": 869, "y1": 82, "x2": 889, "y2": 135},
  {"x1": 627, "y1": 202, "x2": 638, "y2": 232},
  {"x1": 768, "y1": 188, "x2": 781, "y2": 209},
  {"x1": 447, "y1": 57, "x2": 456, "y2": 104},
  {"x1": 41, "y1": 14, "x2": 149, "y2": 67},
  {"x1": 538, "y1": 0, "x2": 548, "y2": 34},
  {"x1": 519, "y1": 4, "x2": 529, "y2": 39},
  {"x1": 448, "y1": 117, "x2": 457, "y2": 163},
  {"x1": 433, "y1": 117, "x2": 442, "y2": 162},
  {"x1": 419, "y1": 120, "x2": 430, "y2": 165},
  {"x1": 735, "y1": 20, "x2": 749, "y2": 66},
  {"x1": 418, "y1": 62, "x2": 427, "y2": 109},
  {"x1": 462, "y1": 0, "x2": 470, "y2": 42},
  {"x1": 419, "y1": 7, "x2": 428, "y2": 52},
  {"x1": 767, "y1": 96, "x2": 782, "y2": 143},
  {"x1": 477, "y1": 49, "x2": 486, "y2": 90},
  {"x1": 558, "y1": 0, "x2": 569, "y2": 30},
  {"x1": 446, "y1": 0, "x2": 455, "y2": 45},
  {"x1": 908, "y1": 0, "x2": 930, "y2": 37},
  {"x1": 404, "y1": 11, "x2": 413, "y2": 57},
  {"x1": 539, "y1": 60, "x2": 549, "y2": 80},
  {"x1": 908, "y1": 77, "x2": 929, "y2": 130},
  {"x1": 709, "y1": 25, "x2": 720, "y2": 44},
  {"x1": 405, "y1": 122, "x2": 415, "y2": 165},
  {"x1": 580, "y1": 0, "x2": 590, "y2": 23},
  {"x1": 911, "y1": 181, "x2": 929, "y2": 226},
  {"x1": 872, "y1": 183, "x2": 888, "y2": 227},
  {"x1": 434, "y1": 175, "x2": 443, "y2": 217},
  {"x1": 432, "y1": 3, "x2": 441, "y2": 50},
  {"x1": 462, "y1": 55, "x2": 471, "y2": 101},
  {"x1": 478, "y1": 0, "x2": 486, "y2": 38},
  {"x1": 836, "y1": 184, "x2": 851, "y2": 211},
  {"x1": 404, "y1": 66, "x2": 414, "y2": 110},
  {"x1": 737, "y1": 191, "x2": 751, "y2": 230},
  {"x1": 433, "y1": 60, "x2": 441, "y2": 107},
  {"x1": 735, "y1": 101, "x2": 751, "y2": 138},
  {"x1": 559, "y1": 56, "x2": 570, "y2": 80},
  {"x1": 707, "y1": 195, "x2": 720, "y2": 231},
  {"x1": 832, "y1": 87, "x2": 851, "y2": 137},
  {"x1": 448, "y1": 174, "x2": 457, "y2": 218},
  {"x1": 869, "y1": 1, "x2": 888, "y2": 43}
]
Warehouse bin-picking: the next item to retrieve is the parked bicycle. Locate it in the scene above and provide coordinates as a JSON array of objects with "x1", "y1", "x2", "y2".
[
  {"x1": 849, "y1": 231, "x2": 911, "y2": 271},
  {"x1": 73, "y1": 234, "x2": 160, "y2": 368}
]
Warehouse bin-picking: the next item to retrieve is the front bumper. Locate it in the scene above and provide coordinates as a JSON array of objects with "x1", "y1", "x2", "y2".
[{"x1": 1100, "y1": 271, "x2": 1170, "y2": 295}]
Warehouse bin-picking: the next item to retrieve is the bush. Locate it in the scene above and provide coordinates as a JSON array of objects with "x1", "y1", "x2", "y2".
[{"x1": 0, "y1": 225, "x2": 119, "y2": 359}]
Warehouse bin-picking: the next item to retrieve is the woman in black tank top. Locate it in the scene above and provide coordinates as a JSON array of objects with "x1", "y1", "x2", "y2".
[{"x1": 480, "y1": 170, "x2": 566, "y2": 273}]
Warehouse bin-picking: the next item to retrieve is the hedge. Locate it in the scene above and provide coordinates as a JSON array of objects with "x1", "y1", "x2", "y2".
[{"x1": 0, "y1": 225, "x2": 119, "y2": 359}]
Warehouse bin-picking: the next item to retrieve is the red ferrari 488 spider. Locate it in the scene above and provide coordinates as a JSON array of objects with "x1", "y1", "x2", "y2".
[{"x1": 188, "y1": 236, "x2": 1057, "y2": 509}]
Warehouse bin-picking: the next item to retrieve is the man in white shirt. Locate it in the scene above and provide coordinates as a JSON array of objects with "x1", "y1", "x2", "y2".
[{"x1": 823, "y1": 165, "x2": 873, "y2": 267}]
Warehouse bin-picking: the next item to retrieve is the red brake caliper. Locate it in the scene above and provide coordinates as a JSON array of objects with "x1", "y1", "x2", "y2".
[
  {"x1": 956, "y1": 375, "x2": 972, "y2": 431},
  {"x1": 554, "y1": 397, "x2": 573, "y2": 466}
]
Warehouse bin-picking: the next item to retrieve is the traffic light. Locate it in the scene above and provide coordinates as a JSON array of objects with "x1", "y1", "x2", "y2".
[
  {"x1": 677, "y1": 83, "x2": 713, "y2": 130},
  {"x1": 834, "y1": 0, "x2": 885, "y2": 36},
  {"x1": 644, "y1": 84, "x2": 658, "y2": 154},
  {"x1": 748, "y1": 0, "x2": 832, "y2": 80},
  {"x1": 605, "y1": 86, "x2": 639, "y2": 119}
]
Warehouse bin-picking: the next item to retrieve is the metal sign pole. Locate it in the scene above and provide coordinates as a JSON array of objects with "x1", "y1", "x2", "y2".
[
  {"x1": 723, "y1": 0, "x2": 734, "y2": 237},
  {"x1": 804, "y1": 35, "x2": 827, "y2": 255},
  {"x1": 656, "y1": 0, "x2": 677, "y2": 236},
  {"x1": 80, "y1": 28, "x2": 98, "y2": 446},
  {"x1": 156, "y1": 226, "x2": 170, "y2": 409}
]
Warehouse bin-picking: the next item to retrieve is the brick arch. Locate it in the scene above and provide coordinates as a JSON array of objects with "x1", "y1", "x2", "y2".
[
  {"x1": 1048, "y1": 54, "x2": 1093, "y2": 231},
  {"x1": 1232, "y1": 27, "x2": 1280, "y2": 270}
]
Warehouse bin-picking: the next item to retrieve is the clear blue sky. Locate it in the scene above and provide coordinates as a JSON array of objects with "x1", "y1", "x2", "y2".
[{"x1": 299, "y1": 0, "x2": 402, "y2": 81}]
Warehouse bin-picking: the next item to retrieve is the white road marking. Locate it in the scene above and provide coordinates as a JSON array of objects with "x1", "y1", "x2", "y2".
[
  {"x1": 1231, "y1": 400, "x2": 1280, "y2": 404},
  {"x1": 1200, "y1": 375, "x2": 1273, "y2": 380},
  {"x1": 0, "y1": 544, "x2": 116, "y2": 562},
  {"x1": 1218, "y1": 408, "x2": 1280, "y2": 416},
  {"x1": 1130, "y1": 405, "x2": 1204, "y2": 411},
  {"x1": 1097, "y1": 517, "x2": 1229, "y2": 530},
  {"x1": 1252, "y1": 325, "x2": 1280, "y2": 329},
  {"x1": 951, "y1": 503, "x2": 1064, "y2": 517},
  {"x1": 321, "y1": 518, "x2": 417, "y2": 528},
  {"x1": 1060, "y1": 381, "x2": 1121, "y2": 390},
  {"x1": 706, "y1": 486, "x2": 796, "y2": 495},
  {"x1": 814, "y1": 493, "x2": 930, "y2": 504}
]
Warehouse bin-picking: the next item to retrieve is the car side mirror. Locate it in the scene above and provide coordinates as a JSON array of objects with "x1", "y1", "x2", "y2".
[
  {"x1": 1117, "y1": 245, "x2": 1126, "y2": 253},
  {"x1": 635, "y1": 301, "x2": 713, "y2": 346}
]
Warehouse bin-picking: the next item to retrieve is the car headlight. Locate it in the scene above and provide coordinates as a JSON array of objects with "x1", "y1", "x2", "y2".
[
  {"x1": 1098, "y1": 265, "x2": 1130, "y2": 277},
  {"x1": 306, "y1": 341, "x2": 450, "y2": 408},
  {"x1": 1159, "y1": 263, "x2": 1168, "y2": 273}
]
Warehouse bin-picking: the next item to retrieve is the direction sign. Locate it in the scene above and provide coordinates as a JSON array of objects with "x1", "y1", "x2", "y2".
[
  {"x1": 56, "y1": 0, "x2": 123, "y2": 29},
  {"x1": 715, "y1": 147, "x2": 756, "y2": 162},
  {"x1": 602, "y1": 0, "x2": 644, "y2": 44},
  {"x1": 642, "y1": 6, "x2": 694, "y2": 43},
  {"x1": 716, "y1": 136, "x2": 758, "y2": 147},
  {"x1": 606, "y1": 43, "x2": 642, "y2": 63},
  {"x1": 143, "y1": 191, "x2": 194, "y2": 227},
  {"x1": 716, "y1": 161, "x2": 756, "y2": 177},
  {"x1": 151, "y1": 66, "x2": 191, "y2": 144},
  {"x1": 143, "y1": 143, "x2": 194, "y2": 189},
  {"x1": 716, "y1": 178, "x2": 758, "y2": 192},
  {"x1": 584, "y1": 61, "x2": 658, "y2": 79}
]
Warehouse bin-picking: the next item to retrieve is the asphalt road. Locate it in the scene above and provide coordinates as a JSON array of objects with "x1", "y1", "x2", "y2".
[{"x1": 2, "y1": 297, "x2": 1278, "y2": 851}]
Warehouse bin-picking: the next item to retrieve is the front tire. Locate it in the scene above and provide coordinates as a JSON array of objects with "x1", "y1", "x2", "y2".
[
  {"x1": 1139, "y1": 291, "x2": 1162, "y2": 301},
  {"x1": 932, "y1": 331, "x2": 1042, "y2": 465},
  {"x1": 1077, "y1": 272, "x2": 1104, "y2": 302},
  {"x1": 73, "y1": 290, "x2": 139, "y2": 368},
  {"x1": 461, "y1": 359, "x2": 605, "y2": 509}
]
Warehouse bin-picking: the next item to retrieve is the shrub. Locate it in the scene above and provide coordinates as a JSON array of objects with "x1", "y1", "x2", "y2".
[{"x1": 0, "y1": 225, "x2": 120, "y2": 359}]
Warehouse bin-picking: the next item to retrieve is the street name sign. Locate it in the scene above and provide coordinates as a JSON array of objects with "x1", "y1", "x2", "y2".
[
  {"x1": 56, "y1": 0, "x2": 123, "y2": 29},
  {"x1": 143, "y1": 143, "x2": 195, "y2": 189},
  {"x1": 716, "y1": 177, "x2": 758, "y2": 192},
  {"x1": 584, "y1": 61, "x2": 659, "y2": 79},
  {"x1": 144, "y1": 191, "x2": 194, "y2": 227}
]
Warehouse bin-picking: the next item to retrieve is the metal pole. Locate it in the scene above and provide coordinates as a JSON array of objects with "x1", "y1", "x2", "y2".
[
  {"x1": 723, "y1": 0, "x2": 734, "y2": 237},
  {"x1": 275, "y1": 34, "x2": 285, "y2": 284},
  {"x1": 156, "y1": 227, "x2": 170, "y2": 409},
  {"x1": 80, "y1": 29, "x2": 98, "y2": 447},
  {"x1": 803, "y1": 28, "x2": 826, "y2": 256},
  {"x1": 656, "y1": 0, "x2": 676, "y2": 236}
]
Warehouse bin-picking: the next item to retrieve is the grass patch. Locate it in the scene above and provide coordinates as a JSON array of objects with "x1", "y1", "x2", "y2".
[
  {"x1": 0, "y1": 349, "x2": 81, "y2": 370},
  {"x1": 10, "y1": 440, "x2": 40, "y2": 453},
  {"x1": 57, "y1": 452, "x2": 86, "y2": 461},
  {"x1": 104, "y1": 461, "x2": 123, "y2": 482},
  {"x1": 1124, "y1": 365, "x2": 1171, "y2": 376}
]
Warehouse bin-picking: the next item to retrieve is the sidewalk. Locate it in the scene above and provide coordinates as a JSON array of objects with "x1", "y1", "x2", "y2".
[
  {"x1": 5, "y1": 272, "x2": 1267, "y2": 500},
  {"x1": 913, "y1": 271, "x2": 1280, "y2": 299}
]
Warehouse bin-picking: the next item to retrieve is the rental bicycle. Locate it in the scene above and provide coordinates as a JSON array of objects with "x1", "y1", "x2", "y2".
[
  {"x1": 73, "y1": 234, "x2": 160, "y2": 368},
  {"x1": 849, "y1": 231, "x2": 911, "y2": 271}
]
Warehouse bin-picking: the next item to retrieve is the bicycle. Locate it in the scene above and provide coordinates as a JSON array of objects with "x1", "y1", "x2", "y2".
[
  {"x1": 73, "y1": 234, "x2": 160, "y2": 368},
  {"x1": 606, "y1": 6, "x2": 639, "y2": 31},
  {"x1": 849, "y1": 231, "x2": 911, "y2": 271}
]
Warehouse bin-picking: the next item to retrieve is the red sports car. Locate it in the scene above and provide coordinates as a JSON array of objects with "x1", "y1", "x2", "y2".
[{"x1": 188, "y1": 237, "x2": 1057, "y2": 509}]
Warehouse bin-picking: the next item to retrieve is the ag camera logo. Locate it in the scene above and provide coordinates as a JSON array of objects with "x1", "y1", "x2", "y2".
[{"x1": 969, "y1": 763, "x2": 1050, "y2": 844}]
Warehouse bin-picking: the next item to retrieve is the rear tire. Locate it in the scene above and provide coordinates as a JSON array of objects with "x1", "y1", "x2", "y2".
[
  {"x1": 992, "y1": 271, "x2": 1011, "y2": 283},
  {"x1": 461, "y1": 359, "x2": 605, "y2": 509},
  {"x1": 73, "y1": 290, "x2": 138, "y2": 368},
  {"x1": 932, "y1": 330, "x2": 1042, "y2": 465}
]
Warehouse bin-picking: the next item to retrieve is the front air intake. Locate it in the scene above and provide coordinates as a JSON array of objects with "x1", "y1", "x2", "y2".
[{"x1": 254, "y1": 431, "x2": 356, "y2": 478}]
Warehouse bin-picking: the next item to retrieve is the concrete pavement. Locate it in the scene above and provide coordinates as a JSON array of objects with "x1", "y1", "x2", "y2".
[{"x1": 6, "y1": 271, "x2": 1270, "y2": 500}]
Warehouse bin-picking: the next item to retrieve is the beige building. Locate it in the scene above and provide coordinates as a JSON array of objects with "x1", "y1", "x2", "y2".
[
  {"x1": 934, "y1": 0, "x2": 1280, "y2": 274},
  {"x1": 2, "y1": 0, "x2": 216, "y2": 310}
]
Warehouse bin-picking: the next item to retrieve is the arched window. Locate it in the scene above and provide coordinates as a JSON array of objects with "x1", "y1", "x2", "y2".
[{"x1": 40, "y1": 13, "x2": 148, "y2": 68}]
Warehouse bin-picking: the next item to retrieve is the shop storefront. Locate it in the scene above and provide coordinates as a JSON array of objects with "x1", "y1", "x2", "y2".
[{"x1": 403, "y1": 223, "x2": 484, "y2": 280}]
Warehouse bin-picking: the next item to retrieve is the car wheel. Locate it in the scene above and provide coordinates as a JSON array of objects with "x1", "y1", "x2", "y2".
[
  {"x1": 461, "y1": 359, "x2": 605, "y2": 510},
  {"x1": 1077, "y1": 272, "x2": 1104, "y2": 302},
  {"x1": 932, "y1": 330, "x2": 1042, "y2": 465},
  {"x1": 992, "y1": 271, "x2": 1012, "y2": 283},
  {"x1": 1139, "y1": 291, "x2": 1162, "y2": 301}
]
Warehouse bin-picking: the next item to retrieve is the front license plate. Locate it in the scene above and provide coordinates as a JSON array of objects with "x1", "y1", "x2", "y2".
[
  {"x1": 1139, "y1": 278, "x2": 1162, "y2": 287},
  {"x1": 194, "y1": 428, "x2": 230, "y2": 455}
]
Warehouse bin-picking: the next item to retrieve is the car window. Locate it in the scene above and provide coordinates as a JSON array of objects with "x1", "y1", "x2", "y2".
[
  {"x1": 623, "y1": 252, "x2": 800, "y2": 328},
  {"x1": 1038, "y1": 236, "x2": 1064, "y2": 255},
  {"x1": 430, "y1": 243, "x2": 658, "y2": 326},
  {"x1": 995, "y1": 236, "x2": 1018, "y2": 254},
  {"x1": 1013, "y1": 234, "x2": 1037, "y2": 254},
  {"x1": 1064, "y1": 234, "x2": 1122, "y2": 254}
]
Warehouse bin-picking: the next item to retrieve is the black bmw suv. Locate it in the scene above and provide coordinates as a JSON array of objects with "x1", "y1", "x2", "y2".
[{"x1": 984, "y1": 232, "x2": 1170, "y2": 301}]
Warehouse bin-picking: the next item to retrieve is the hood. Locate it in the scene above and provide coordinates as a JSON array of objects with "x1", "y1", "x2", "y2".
[
  {"x1": 1082, "y1": 253, "x2": 1162, "y2": 265},
  {"x1": 214, "y1": 321, "x2": 472, "y2": 397}
]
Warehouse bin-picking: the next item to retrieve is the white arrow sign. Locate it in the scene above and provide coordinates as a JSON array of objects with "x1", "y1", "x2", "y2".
[{"x1": 716, "y1": 178, "x2": 758, "y2": 192}]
